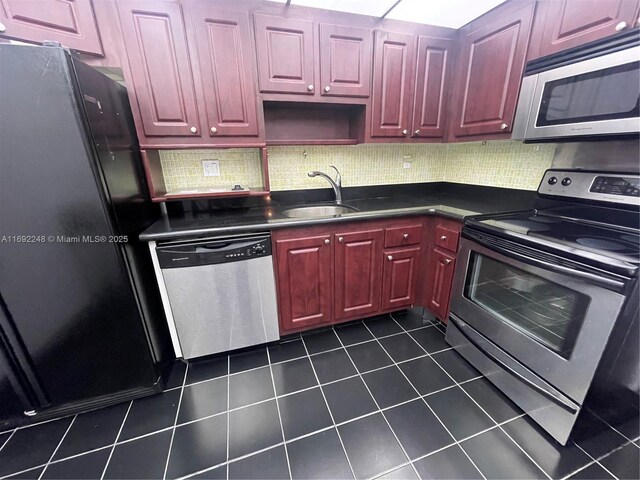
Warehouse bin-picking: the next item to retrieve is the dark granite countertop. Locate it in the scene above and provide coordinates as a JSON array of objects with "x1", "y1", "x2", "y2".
[{"x1": 140, "y1": 183, "x2": 539, "y2": 242}]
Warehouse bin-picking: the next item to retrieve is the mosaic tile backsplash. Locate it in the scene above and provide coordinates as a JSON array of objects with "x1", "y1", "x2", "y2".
[{"x1": 159, "y1": 141, "x2": 556, "y2": 193}]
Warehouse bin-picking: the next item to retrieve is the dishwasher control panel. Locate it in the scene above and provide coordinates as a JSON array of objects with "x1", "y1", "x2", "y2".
[{"x1": 157, "y1": 235, "x2": 272, "y2": 269}]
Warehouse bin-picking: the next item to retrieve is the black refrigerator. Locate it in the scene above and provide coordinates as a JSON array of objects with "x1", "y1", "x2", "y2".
[{"x1": 0, "y1": 44, "x2": 171, "y2": 428}]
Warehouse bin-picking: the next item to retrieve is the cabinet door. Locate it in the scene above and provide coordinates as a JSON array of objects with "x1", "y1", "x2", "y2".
[
  {"x1": 117, "y1": 0, "x2": 201, "y2": 138},
  {"x1": 451, "y1": 2, "x2": 534, "y2": 137},
  {"x1": 370, "y1": 30, "x2": 416, "y2": 138},
  {"x1": 424, "y1": 248, "x2": 456, "y2": 323},
  {"x1": 319, "y1": 23, "x2": 372, "y2": 98},
  {"x1": 531, "y1": 0, "x2": 639, "y2": 58},
  {"x1": 334, "y1": 229, "x2": 383, "y2": 321},
  {"x1": 0, "y1": 0, "x2": 103, "y2": 55},
  {"x1": 382, "y1": 247, "x2": 421, "y2": 311},
  {"x1": 274, "y1": 235, "x2": 333, "y2": 332},
  {"x1": 253, "y1": 14, "x2": 315, "y2": 95},
  {"x1": 186, "y1": 5, "x2": 258, "y2": 137},
  {"x1": 411, "y1": 37, "x2": 453, "y2": 139}
]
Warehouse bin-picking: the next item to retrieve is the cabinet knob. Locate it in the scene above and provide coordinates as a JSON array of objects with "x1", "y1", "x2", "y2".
[
  {"x1": 402, "y1": 129, "x2": 408, "y2": 135},
  {"x1": 324, "y1": 239, "x2": 330, "y2": 245},
  {"x1": 210, "y1": 127, "x2": 218, "y2": 134},
  {"x1": 403, "y1": 233, "x2": 409, "y2": 239},
  {"x1": 615, "y1": 21, "x2": 628, "y2": 31},
  {"x1": 500, "y1": 123, "x2": 508, "y2": 130},
  {"x1": 324, "y1": 86, "x2": 331, "y2": 92},
  {"x1": 0, "y1": 22, "x2": 6, "y2": 33},
  {"x1": 190, "y1": 126, "x2": 197, "y2": 134},
  {"x1": 440, "y1": 235, "x2": 447, "y2": 240},
  {"x1": 414, "y1": 130, "x2": 420, "y2": 135},
  {"x1": 387, "y1": 255, "x2": 393, "y2": 261},
  {"x1": 307, "y1": 84, "x2": 314, "y2": 92},
  {"x1": 338, "y1": 236, "x2": 344, "y2": 243},
  {"x1": 444, "y1": 258, "x2": 452, "y2": 265}
]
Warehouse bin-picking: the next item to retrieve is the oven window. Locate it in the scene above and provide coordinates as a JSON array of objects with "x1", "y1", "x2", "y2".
[
  {"x1": 464, "y1": 253, "x2": 590, "y2": 358},
  {"x1": 536, "y1": 62, "x2": 639, "y2": 126}
]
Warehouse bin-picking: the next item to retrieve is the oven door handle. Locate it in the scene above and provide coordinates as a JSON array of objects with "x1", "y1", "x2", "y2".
[
  {"x1": 463, "y1": 231, "x2": 627, "y2": 292},
  {"x1": 450, "y1": 315, "x2": 579, "y2": 415}
]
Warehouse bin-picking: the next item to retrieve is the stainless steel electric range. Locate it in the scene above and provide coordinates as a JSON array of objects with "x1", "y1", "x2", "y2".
[{"x1": 446, "y1": 169, "x2": 640, "y2": 445}]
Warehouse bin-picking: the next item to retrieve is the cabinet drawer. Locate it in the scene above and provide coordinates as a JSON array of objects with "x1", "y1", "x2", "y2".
[
  {"x1": 434, "y1": 226, "x2": 459, "y2": 252},
  {"x1": 384, "y1": 224, "x2": 423, "y2": 248}
]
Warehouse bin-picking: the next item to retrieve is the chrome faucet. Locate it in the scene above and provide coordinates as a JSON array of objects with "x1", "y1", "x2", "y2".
[{"x1": 308, "y1": 166, "x2": 342, "y2": 204}]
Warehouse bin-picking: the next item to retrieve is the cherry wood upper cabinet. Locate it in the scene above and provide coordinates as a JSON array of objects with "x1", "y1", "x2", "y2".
[
  {"x1": 334, "y1": 229, "x2": 383, "y2": 320},
  {"x1": 117, "y1": 0, "x2": 200, "y2": 138},
  {"x1": 254, "y1": 14, "x2": 315, "y2": 95},
  {"x1": 184, "y1": 4, "x2": 259, "y2": 137},
  {"x1": 274, "y1": 234, "x2": 333, "y2": 332},
  {"x1": 450, "y1": 1, "x2": 535, "y2": 138},
  {"x1": 411, "y1": 37, "x2": 454, "y2": 139},
  {"x1": 319, "y1": 23, "x2": 372, "y2": 98},
  {"x1": 528, "y1": 0, "x2": 640, "y2": 59},
  {"x1": 0, "y1": 0, "x2": 103, "y2": 55},
  {"x1": 370, "y1": 30, "x2": 416, "y2": 138},
  {"x1": 382, "y1": 247, "x2": 421, "y2": 310}
]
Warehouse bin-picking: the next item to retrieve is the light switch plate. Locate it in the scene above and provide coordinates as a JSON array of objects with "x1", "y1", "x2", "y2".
[
  {"x1": 403, "y1": 162, "x2": 411, "y2": 169},
  {"x1": 202, "y1": 159, "x2": 220, "y2": 177}
]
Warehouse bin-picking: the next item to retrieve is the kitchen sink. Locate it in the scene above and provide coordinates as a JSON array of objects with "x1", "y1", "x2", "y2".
[{"x1": 281, "y1": 204, "x2": 359, "y2": 218}]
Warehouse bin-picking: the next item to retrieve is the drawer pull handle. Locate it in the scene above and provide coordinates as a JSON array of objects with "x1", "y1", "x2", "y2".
[
  {"x1": 403, "y1": 233, "x2": 409, "y2": 239},
  {"x1": 324, "y1": 239, "x2": 330, "y2": 245},
  {"x1": 440, "y1": 235, "x2": 447, "y2": 240},
  {"x1": 444, "y1": 258, "x2": 452, "y2": 265},
  {"x1": 338, "y1": 236, "x2": 344, "y2": 243},
  {"x1": 388, "y1": 255, "x2": 393, "y2": 261}
]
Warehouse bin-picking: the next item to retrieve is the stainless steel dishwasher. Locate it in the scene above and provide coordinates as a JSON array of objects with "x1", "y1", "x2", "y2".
[{"x1": 156, "y1": 233, "x2": 279, "y2": 359}]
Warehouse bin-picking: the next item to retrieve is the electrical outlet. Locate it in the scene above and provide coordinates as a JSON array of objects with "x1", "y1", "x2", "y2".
[
  {"x1": 403, "y1": 162, "x2": 412, "y2": 169},
  {"x1": 202, "y1": 159, "x2": 220, "y2": 177}
]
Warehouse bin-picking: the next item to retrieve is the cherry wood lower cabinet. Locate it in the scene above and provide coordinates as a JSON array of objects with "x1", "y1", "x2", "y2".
[
  {"x1": 423, "y1": 218, "x2": 462, "y2": 324},
  {"x1": 273, "y1": 218, "x2": 424, "y2": 335},
  {"x1": 273, "y1": 234, "x2": 333, "y2": 332}
]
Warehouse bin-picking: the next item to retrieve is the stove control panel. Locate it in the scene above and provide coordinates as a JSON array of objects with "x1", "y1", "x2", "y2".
[{"x1": 539, "y1": 170, "x2": 640, "y2": 206}]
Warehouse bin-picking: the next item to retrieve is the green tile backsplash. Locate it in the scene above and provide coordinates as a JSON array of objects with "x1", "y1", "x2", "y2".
[{"x1": 158, "y1": 141, "x2": 555, "y2": 193}]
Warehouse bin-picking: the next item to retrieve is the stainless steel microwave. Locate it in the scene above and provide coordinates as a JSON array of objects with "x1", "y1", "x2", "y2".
[{"x1": 513, "y1": 29, "x2": 640, "y2": 141}]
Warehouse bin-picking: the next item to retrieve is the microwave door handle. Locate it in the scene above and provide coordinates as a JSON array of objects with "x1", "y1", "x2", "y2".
[
  {"x1": 466, "y1": 234, "x2": 626, "y2": 291},
  {"x1": 450, "y1": 316, "x2": 579, "y2": 415}
]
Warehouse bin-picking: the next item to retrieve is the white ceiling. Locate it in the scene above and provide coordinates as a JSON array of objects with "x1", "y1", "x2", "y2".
[{"x1": 269, "y1": 0, "x2": 508, "y2": 29}]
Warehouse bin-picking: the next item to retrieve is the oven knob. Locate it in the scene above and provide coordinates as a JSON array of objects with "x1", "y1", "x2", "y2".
[
  {"x1": 254, "y1": 245, "x2": 264, "y2": 254},
  {"x1": 547, "y1": 176, "x2": 558, "y2": 185},
  {"x1": 561, "y1": 177, "x2": 572, "y2": 186}
]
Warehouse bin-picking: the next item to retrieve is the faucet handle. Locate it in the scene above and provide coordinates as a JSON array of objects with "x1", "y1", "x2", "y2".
[{"x1": 329, "y1": 165, "x2": 342, "y2": 187}]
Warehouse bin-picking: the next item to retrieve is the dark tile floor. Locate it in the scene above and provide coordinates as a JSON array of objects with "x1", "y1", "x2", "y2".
[{"x1": 0, "y1": 309, "x2": 638, "y2": 480}]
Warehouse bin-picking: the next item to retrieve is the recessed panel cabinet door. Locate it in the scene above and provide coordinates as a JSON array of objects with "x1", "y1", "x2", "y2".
[
  {"x1": 319, "y1": 23, "x2": 372, "y2": 97},
  {"x1": 274, "y1": 235, "x2": 333, "y2": 332},
  {"x1": 117, "y1": 0, "x2": 200, "y2": 138},
  {"x1": 186, "y1": 5, "x2": 258, "y2": 137},
  {"x1": 411, "y1": 37, "x2": 453, "y2": 139},
  {"x1": 382, "y1": 247, "x2": 421, "y2": 310},
  {"x1": 0, "y1": 0, "x2": 103, "y2": 55},
  {"x1": 531, "y1": 0, "x2": 639, "y2": 58},
  {"x1": 334, "y1": 229, "x2": 383, "y2": 320},
  {"x1": 254, "y1": 14, "x2": 315, "y2": 94},
  {"x1": 451, "y1": 2, "x2": 535, "y2": 137},
  {"x1": 425, "y1": 248, "x2": 456, "y2": 323},
  {"x1": 371, "y1": 30, "x2": 416, "y2": 138}
]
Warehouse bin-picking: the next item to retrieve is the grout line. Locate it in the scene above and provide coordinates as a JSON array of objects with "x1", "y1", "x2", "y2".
[
  {"x1": 0, "y1": 464, "x2": 48, "y2": 480},
  {"x1": 161, "y1": 361, "x2": 190, "y2": 480},
  {"x1": 559, "y1": 457, "x2": 600, "y2": 480},
  {"x1": 110, "y1": 426, "x2": 175, "y2": 446},
  {"x1": 573, "y1": 441, "x2": 620, "y2": 480},
  {"x1": 46, "y1": 445, "x2": 113, "y2": 465},
  {"x1": 265, "y1": 347, "x2": 292, "y2": 480},
  {"x1": 584, "y1": 406, "x2": 640, "y2": 448},
  {"x1": 0, "y1": 429, "x2": 15, "y2": 453},
  {"x1": 100, "y1": 399, "x2": 133, "y2": 480},
  {"x1": 386, "y1": 313, "x2": 488, "y2": 480},
  {"x1": 391, "y1": 312, "x2": 552, "y2": 480},
  {"x1": 300, "y1": 334, "x2": 358, "y2": 480},
  {"x1": 38, "y1": 415, "x2": 76, "y2": 480}
]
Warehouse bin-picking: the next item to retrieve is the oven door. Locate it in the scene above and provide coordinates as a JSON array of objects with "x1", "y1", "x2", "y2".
[
  {"x1": 450, "y1": 234, "x2": 627, "y2": 405},
  {"x1": 513, "y1": 45, "x2": 640, "y2": 140}
]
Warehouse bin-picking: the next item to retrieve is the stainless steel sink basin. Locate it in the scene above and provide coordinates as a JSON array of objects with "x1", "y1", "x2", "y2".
[{"x1": 281, "y1": 204, "x2": 358, "y2": 218}]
